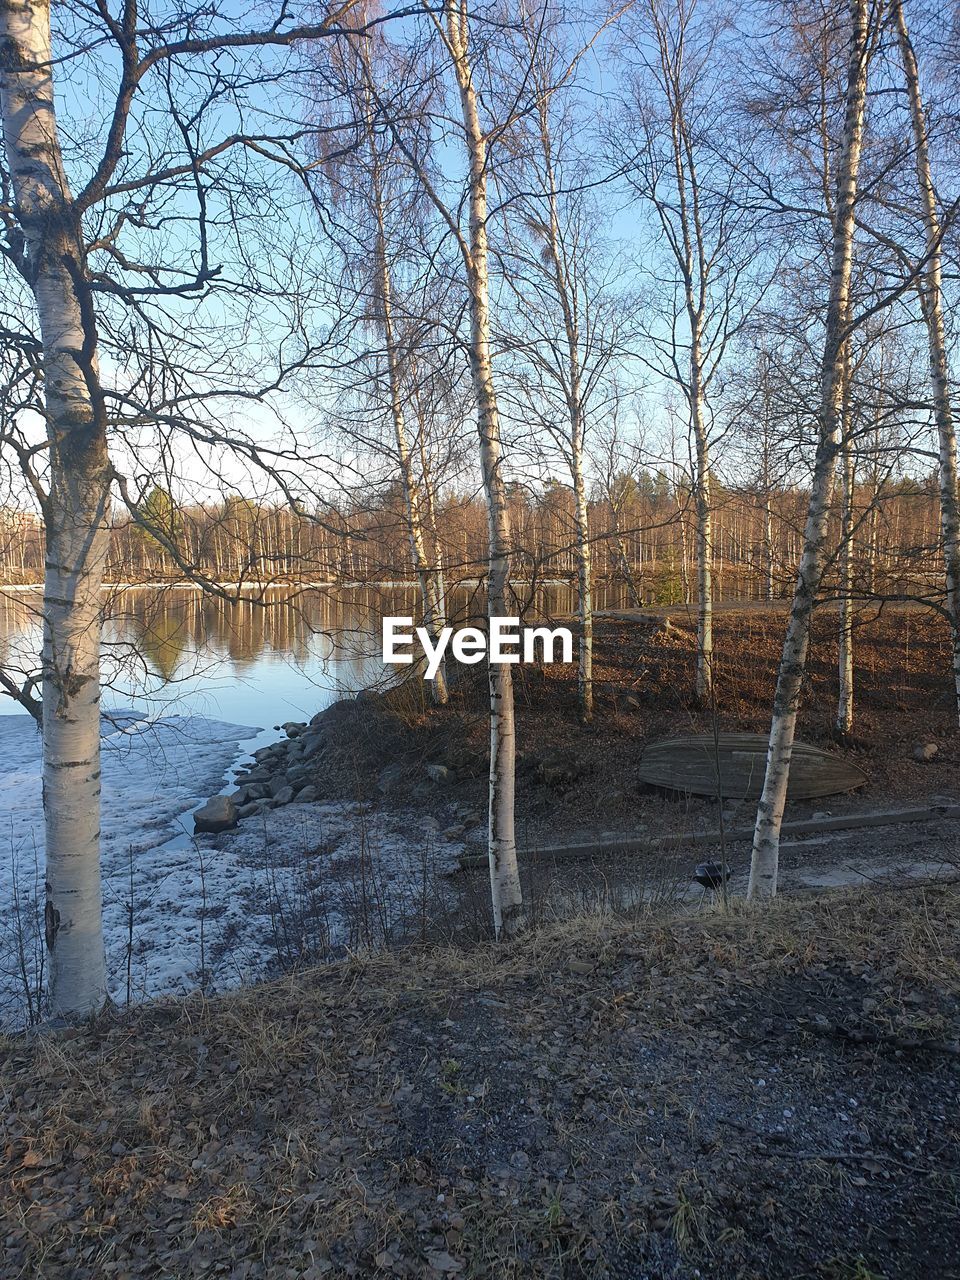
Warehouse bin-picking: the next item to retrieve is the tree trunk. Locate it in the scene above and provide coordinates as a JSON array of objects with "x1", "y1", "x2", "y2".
[
  {"x1": 690, "y1": 346, "x2": 713, "y2": 701},
  {"x1": 445, "y1": 0, "x2": 522, "y2": 936},
  {"x1": 748, "y1": 0, "x2": 869, "y2": 901},
  {"x1": 572, "y1": 435, "x2": 593, "y2": 721},
  {"x1": 1, "y1": 0, "x2": 110, "y2": 1015},
  {"x1": 532, "y1": 93, "x2": 594, "y2": 722},
  {"x1": 894, "y1": 0, "x2": 960, "y2": 725},
  {"x1": 372, "y1": 190, "x2": 448, "y2": 704},
  {"x1": 837, "y1": 428, "x2": 856, "y2": 735}
]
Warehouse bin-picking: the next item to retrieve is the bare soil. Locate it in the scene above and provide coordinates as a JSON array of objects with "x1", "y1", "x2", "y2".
[
  {"x1": 2, "y1": 886, "x2": 958, "y2": 1278},
  {"x1": 295, "y1": 607, "x2": 960, "y2": 894}
]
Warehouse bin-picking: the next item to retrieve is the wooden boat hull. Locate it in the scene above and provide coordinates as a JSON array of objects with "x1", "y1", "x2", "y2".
[{"x1": 637, "y1": 732, "x2": 868, "y2": 801}]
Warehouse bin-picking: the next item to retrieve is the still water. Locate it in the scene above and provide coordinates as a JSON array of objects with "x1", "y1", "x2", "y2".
[{"x1": 0, "y1": 582, "x2": 585, "y2": 728}]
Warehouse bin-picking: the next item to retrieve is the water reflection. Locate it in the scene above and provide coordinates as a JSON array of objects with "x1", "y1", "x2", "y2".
[{"x1": 0, "y1": 582, "x2": 590, "y2": 729}]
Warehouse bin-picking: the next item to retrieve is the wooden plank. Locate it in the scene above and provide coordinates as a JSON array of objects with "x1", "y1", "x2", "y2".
[
  {"x1": 456, "y1": 805, "x2": 960, "y2": 870},
  {"x1": 637, "y1": 733, "x2": 868, "y2": 800}
]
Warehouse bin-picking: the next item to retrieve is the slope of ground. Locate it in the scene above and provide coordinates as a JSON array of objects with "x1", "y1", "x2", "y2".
[
  {"x1": 291, "y1": 607, "x2": 960, "y2": 847},
  {"x1": 2, "y1": 886, "x2": 959, "y2": 1278}
]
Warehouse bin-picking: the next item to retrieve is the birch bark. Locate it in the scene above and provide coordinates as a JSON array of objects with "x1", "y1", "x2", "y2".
[
  {"x1": 368, "y1": 140, "x2": 449, "y2": 703},
  {"x1": 534, "y1": 97, "x2": 594, "y2": 721},
  {"x1": 0, "y1": 0, "x2": 110, "y2": 1014},
  {"x1": 893, "y1": 0, "x2": 960, "y2": 725},
  {"x1": 748, "y1": 0, "x2": 870, "y2": 900},
  {"x1": 837, "y1": 430, "x2": 856, "y2": 735},
  {"x1": 444, "y1": 0, "x2": 522, "y2": 934}
]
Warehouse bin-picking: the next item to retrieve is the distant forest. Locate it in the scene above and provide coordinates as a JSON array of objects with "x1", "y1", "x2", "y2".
[{"x1": 0, "y1": 470, "x2": 944, "y2": 606}]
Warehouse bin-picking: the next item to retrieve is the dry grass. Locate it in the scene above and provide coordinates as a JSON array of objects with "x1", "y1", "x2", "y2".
[{"x1": 2, "y1": 885, "x2": 959, "y2": 1278}]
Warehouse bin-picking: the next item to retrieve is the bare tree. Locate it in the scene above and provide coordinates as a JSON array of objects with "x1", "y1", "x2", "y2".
[
  {"x1": 616, "y1": 0, "x2": 762, "y2": 702},
  {"x1": 748, "y1": 0, "x2": 872, "y2": 901},
  {"x1": 893, "y1": 0, "x2": 960, "y2": 726},
  {"x1": 496, "y1": 10, "x2": 631, "y2": 721},
  {"x1": 0, "y1": 0, "x2": 389, "y2": 1015}
]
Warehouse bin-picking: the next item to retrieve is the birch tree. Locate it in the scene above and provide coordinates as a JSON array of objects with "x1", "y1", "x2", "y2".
[
  {"x1": 317, "y1": 34, "x2": 453, "y2": 702},
  {"x1": 0, "y1": 0, "x2": 385, "y2": 1016},
  {"x1": 617, "y1": 0, "x2": 762, "y2": 703},
  {"x1": 836, "y1": 364, "x2": 856, "y2": 735},
  {"x1": 748, "y1": 0, "x2": 871, "y2": 900},
  {"x1": 360, "y1": 0, "x2": 527, "y2": 933},
  {"x1": 497, "y1": 13, "x2": 630, "y2": 721},
  {"x1": 893, "y1": 0, "x2": 960, "y2": 726}
]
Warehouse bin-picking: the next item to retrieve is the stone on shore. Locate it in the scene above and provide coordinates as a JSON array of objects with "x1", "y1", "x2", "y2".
[{"x1": 193, "y1": 794, "x2": 238, "y2": 833}]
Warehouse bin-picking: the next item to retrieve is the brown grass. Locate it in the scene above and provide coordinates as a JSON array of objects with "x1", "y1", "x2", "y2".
[{"x1": 2, "y1": 884, "x2": 959, "y2": 1278}]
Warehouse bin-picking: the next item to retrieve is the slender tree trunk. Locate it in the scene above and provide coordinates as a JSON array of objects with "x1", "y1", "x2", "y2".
[
  {"x1": 837, "y1": 428, "x2": 856, "y2": 735},
  {"x1": 1, "y1": 0, "x2": 110, "y2": 1015},
  {"x1": 611, "y1": 506, "x2": 642, "y2": 607},
  {"x1": 445, "y1": 0, "x2": 522, "y2": 936},
  {"x1": 372, "y1": 202, "x2": 448, "y2": 703},
  {"x1": 748, "y1": 0, "x2": 869, "y2": 900},
  {"x1": 533, "y1": 97, "x2": 594, "y2": 720},
  {"x1": 571, "y1": 433, "x2": 593, "y2": 721},
  {"x1": 690, "y1": 345, "x2": 713, "y2": 701},
  {"x1": 894, "y1": 0, "x2": 960, "y2": 725}
]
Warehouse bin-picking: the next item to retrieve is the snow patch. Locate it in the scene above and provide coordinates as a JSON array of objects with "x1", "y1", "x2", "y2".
[{"x1": 0, "y1": 712, "x2": 464, "y2": 1027}]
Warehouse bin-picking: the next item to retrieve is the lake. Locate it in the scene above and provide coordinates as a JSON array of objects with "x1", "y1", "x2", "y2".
[{"x1": 0, "y1": 581, "x2": 603, "y2": 727}]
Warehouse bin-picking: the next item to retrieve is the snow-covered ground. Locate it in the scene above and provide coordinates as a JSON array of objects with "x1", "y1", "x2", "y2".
[{"x1": 0, "y1": 711, "x2": 464, "y2": 1027}]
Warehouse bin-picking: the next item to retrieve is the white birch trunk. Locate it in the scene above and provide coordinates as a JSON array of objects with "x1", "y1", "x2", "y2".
[
  {"x1": 372, "y1": 201, "x2": 449, "y2": 704},
  {"x1": 572, "y1": 446, "x2": 593, "y2": 721},
  {"x1": 894, "y1": 0, "x2": 960, "y2": 725},
  {"x1": 764, "y1": 497, "x2": 775, "y2": 600},
  {"x1": 748, "y1": 0, "x2": 869, "y2": 900},
  {"x1": 445, "y1": 0, "x2": 522, "y2": 936},
  {"x1": 837, "y1": 432, "x2": 856, "y2": 735},
  {"x1": 690, "y1": 345, "x2": 713, "y2": 702},
  {"x1": 1, "y1": 0, "x2": 110, "y2": 1014},
  {"x1": 534, "y1": 100, "x2": 594, "y2": 721}
]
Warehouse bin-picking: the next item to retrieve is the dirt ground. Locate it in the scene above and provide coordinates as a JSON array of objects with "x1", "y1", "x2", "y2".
[
  {"x1": 2, "y1": 885, "x2": 958, "y2": 1279},
  {"x1": 293, "y1": 606, "x2": 960, "y2": 899}
]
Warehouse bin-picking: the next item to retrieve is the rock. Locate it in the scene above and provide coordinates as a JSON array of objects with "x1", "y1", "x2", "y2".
[
  {"x1": 426, "y1": 763, "x2": 451, "y2": 784},
  {"x1": 286, "y1": 765, "x2": 312, "y2": 787},
  {"x1": 237, "y1": 801, "x2": 263, "y2": 819},
  {"x1": 272, "y1": 785, "x2": 294, "y2": 806},
  {"x1": 244, "y1": 783, "x2": 270, "y2": 801},
  {"x1": 294, "y1": 785, "x2": 318, "y2": 803},
  {"x1": 913, "y1": 741, "x2": 939, "y2": 762},
  {"x1": 282, "y1": 721, "x2": 306, "y2": 737},
  {"x1": 270, "y1": 775, "x2": 292, "y2": 798},
  {"x1": 241, "y1": 769, "x2": 271, "y2": 784},
  {"x1": 193, "y1": 794, "x2": 238, "y2": 833}
]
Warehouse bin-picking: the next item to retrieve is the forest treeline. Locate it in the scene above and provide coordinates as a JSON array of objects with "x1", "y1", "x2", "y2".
[{"x1": 0, "y1": 471, "x2": 945, "y2": 603}]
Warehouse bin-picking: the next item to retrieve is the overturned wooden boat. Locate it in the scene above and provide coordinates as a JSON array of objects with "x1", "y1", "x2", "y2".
[{"x1": 638, "y1": 732, "x2": 868, "y2": 801}]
